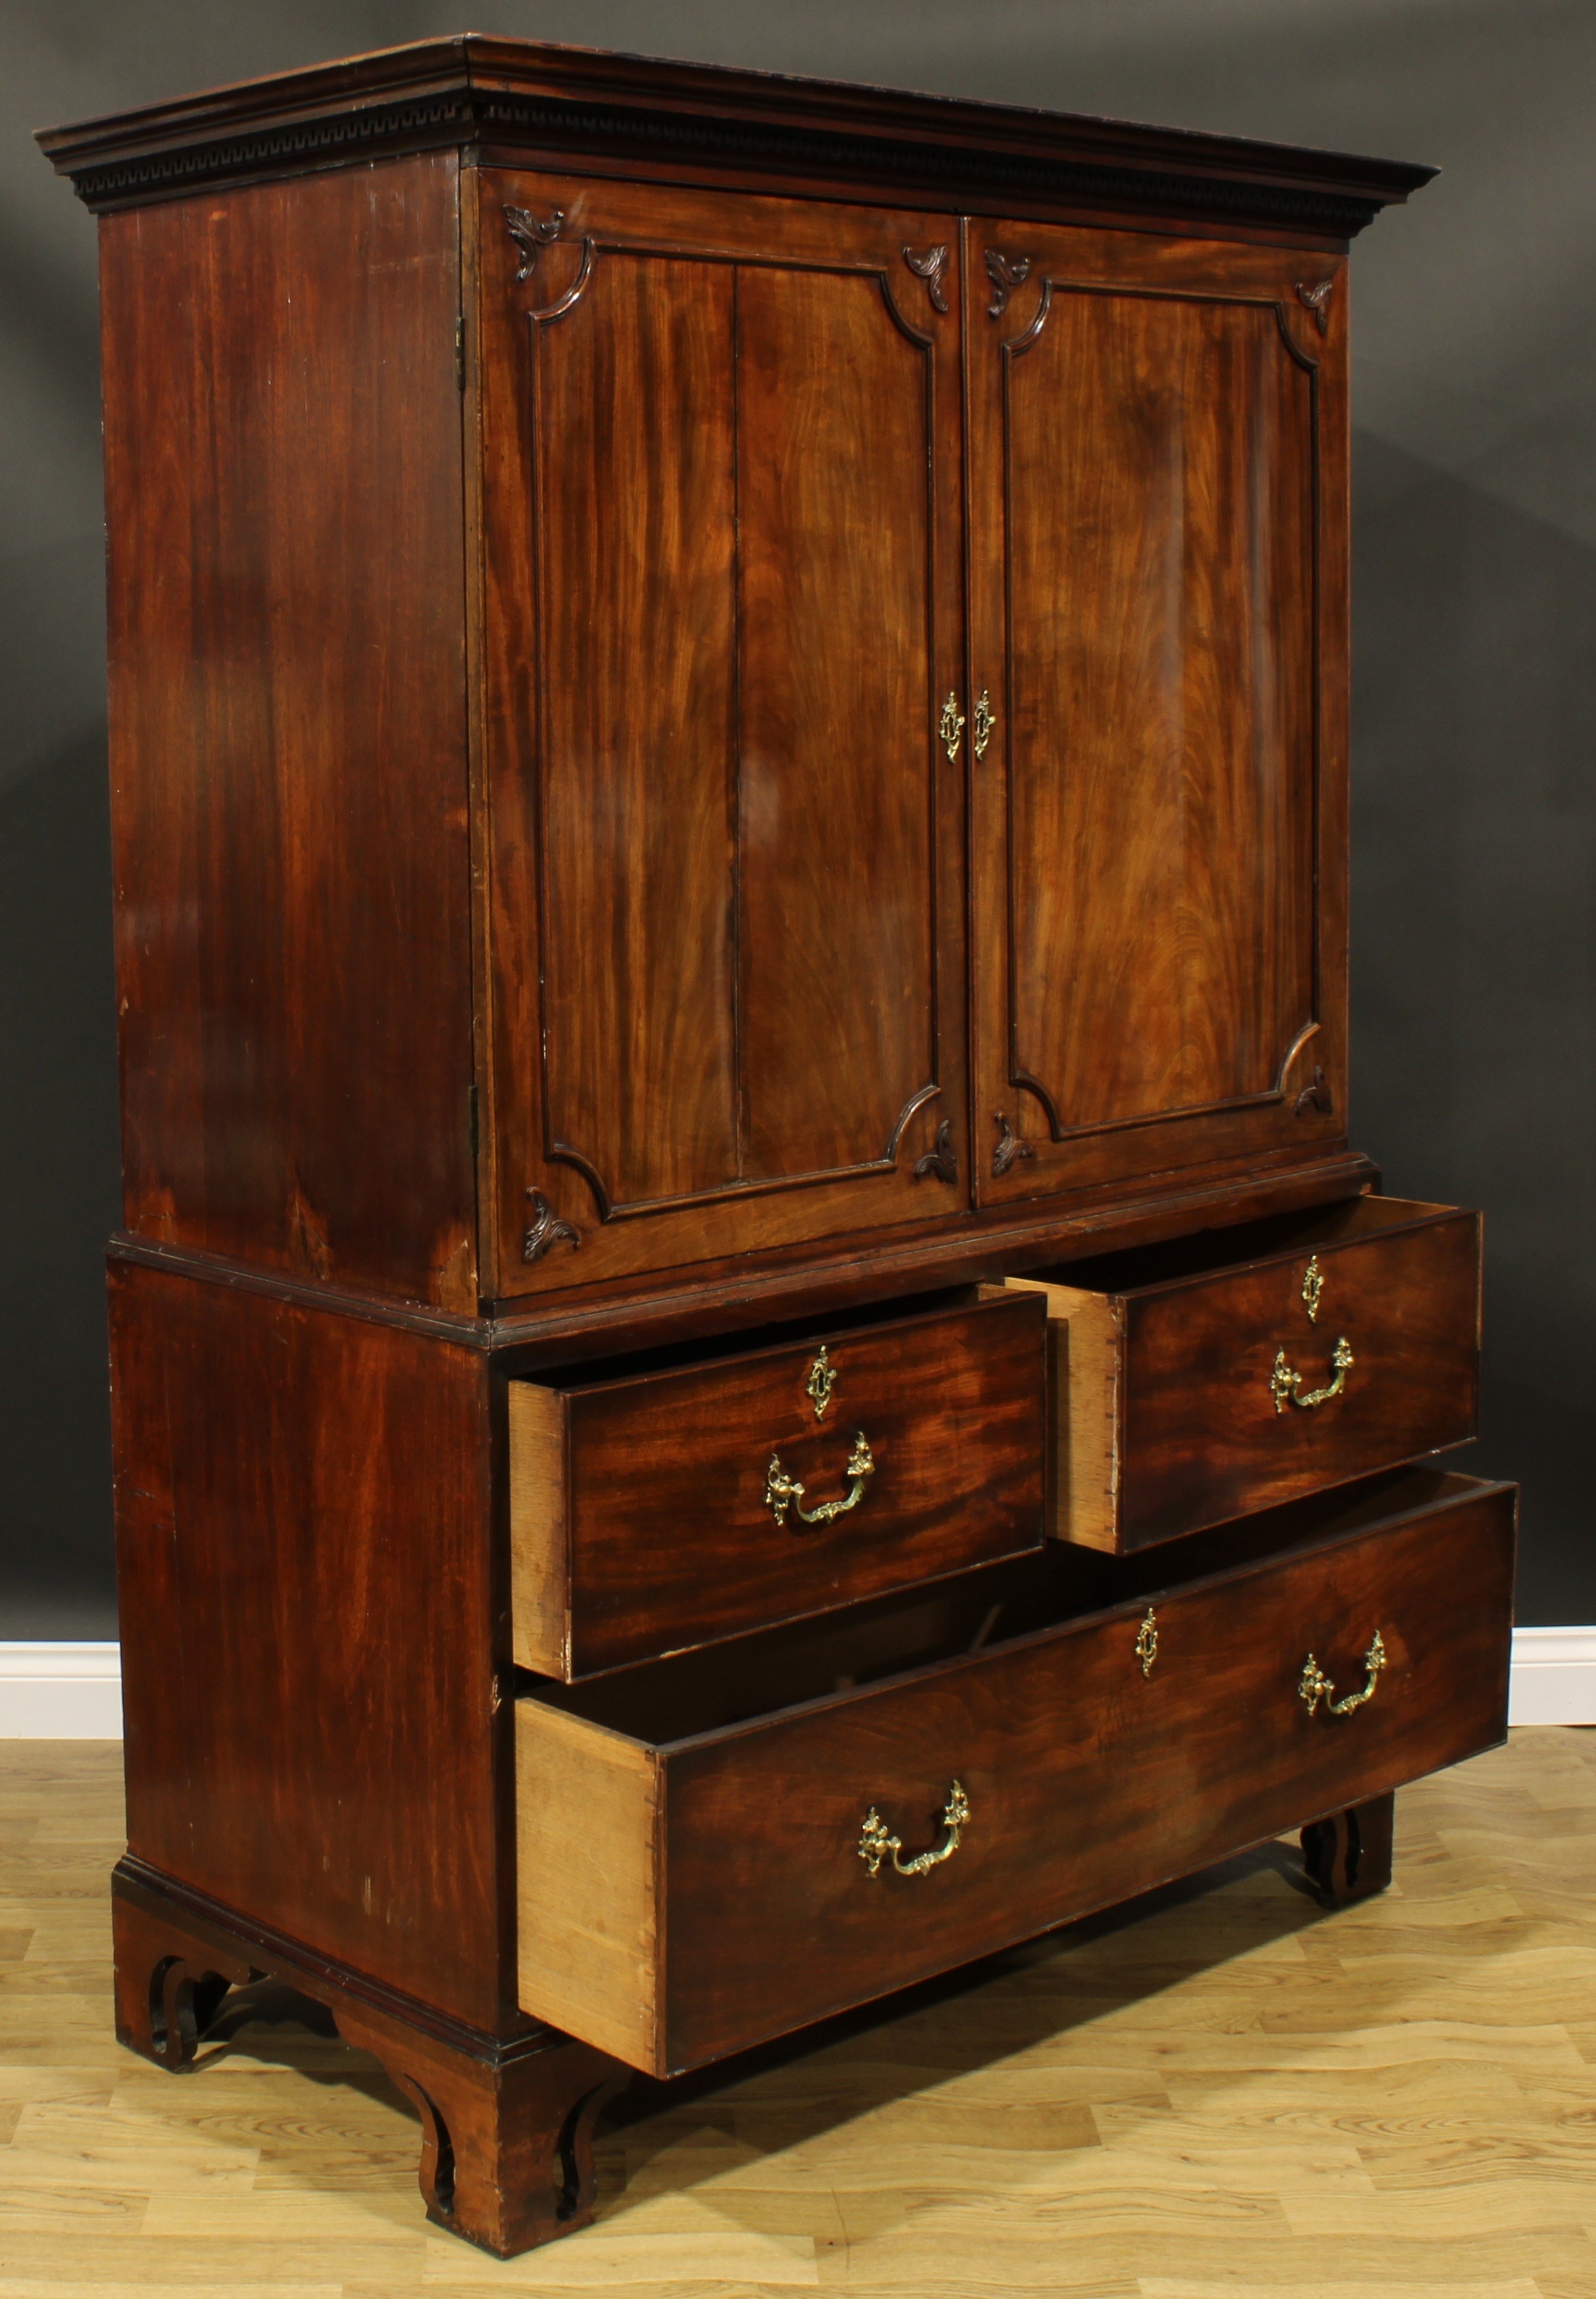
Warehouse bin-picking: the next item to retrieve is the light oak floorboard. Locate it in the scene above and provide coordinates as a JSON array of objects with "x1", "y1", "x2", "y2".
[{"x1": 2, "y1": 1734, "x2": 1594, "y2": 2296}]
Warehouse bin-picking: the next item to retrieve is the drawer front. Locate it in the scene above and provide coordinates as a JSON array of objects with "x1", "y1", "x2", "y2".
[
  {"x1": 1014, "y1": 1196, "x2": 1480, "y2": 1553},
  {"x1": 516, "y1": 1472, "x2": 1514, "y2": 2074},
  {"x1": 1118, "y1": 1206, "x2": 1479, "y2": 1548},
  {"x1": 510, "y1": 1292, "x2": 1046, "y2": 1678}
]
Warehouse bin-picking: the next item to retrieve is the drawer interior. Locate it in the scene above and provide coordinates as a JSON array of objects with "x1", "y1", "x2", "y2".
[{"x1": 521, "y1": 1465, "x2": 1489, "y2": 1749}]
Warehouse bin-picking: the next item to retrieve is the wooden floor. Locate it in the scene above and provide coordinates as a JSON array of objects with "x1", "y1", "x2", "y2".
[{"x1": 2, "y1": 1734, "x2": 1594, "y2": 2296}]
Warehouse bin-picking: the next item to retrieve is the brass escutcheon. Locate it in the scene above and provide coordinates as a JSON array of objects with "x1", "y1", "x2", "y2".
[
  {"x1": 806, "y1": 1347, "x2": 836, "y2": 1422},
  {"x1": 859, "y1": 1781, "x2": 970, "y2": 1878},
  {"x1": 1135, "y1": 1607, "x2": 1158, "y2": 1678},
  {"x1": 972, "y1": 690, "x2": 996, "y2": 760},
  {"x1": 1270, "y1": 1336, "x2": 1353, "y2": 1414},
  {"x1": 939, "y1": 692, "x2": 966, "y2": 762},
  {"x1": 1301, "y1": 1255, "x2": 1324, "y2": 1323},
  {"x1": 1299, "y1": 1629, "x2": 1386, "y2": 1718},
  {"x1": 765, "y1": 1432, "x2": 874, "y2": 1530}
]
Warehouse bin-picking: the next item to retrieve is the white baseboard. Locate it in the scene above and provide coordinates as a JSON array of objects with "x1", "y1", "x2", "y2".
[
  {"x1": 0, "y1": 1630, "x2": 1589, "y2": 1737},
  {"x1": 0, "y1": 1643, "x2": 123, "y2": 1737},
  {"x1": 1507, "y1": 1626, "x2": 1596, "y2": 1726}
]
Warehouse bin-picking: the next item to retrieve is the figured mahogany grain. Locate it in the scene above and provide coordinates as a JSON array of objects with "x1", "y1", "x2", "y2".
[
  {"x1": 510, "y1": 1292, "x2": 1046, "y2": 1678},
  {"x1": 107, "y1": 1259, "x2": 514, "y2": 2032},
  {"x1": 529, "y1": 242, "x2": 741, "y2": 1207},
  {"x1": 478, "y1": 173, "x2": 967, "y2": 1297},
  {"x1": 98, "y1": 155, "x2": 477, "y2": 1307},
  {"x1": 516, "y1": 1471, "x2": 1512, "y2": 2075},
  {"x1": 966, "y1": 225, "x2": 1347, "y2": 1203},
  {"x1": 1018, "y1": 1193, "x2": 1481, "y2": 1551},
  {"x1": 735, "y1": 262, "x2": 938, "y2": 1178}
]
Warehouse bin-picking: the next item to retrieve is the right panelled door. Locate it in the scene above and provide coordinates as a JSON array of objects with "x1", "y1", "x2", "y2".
[{"x1": 966, "y1": 222, "x2": 1347, "y2": 1207}]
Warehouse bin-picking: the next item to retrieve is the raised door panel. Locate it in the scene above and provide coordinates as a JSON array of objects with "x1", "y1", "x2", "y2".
[
  {"x1": 477, "y1": 175, "x2": 967, "y2": 1299},
  {"x1": 967, "y1": 225, "x2": 1347, "y2": 1205}
]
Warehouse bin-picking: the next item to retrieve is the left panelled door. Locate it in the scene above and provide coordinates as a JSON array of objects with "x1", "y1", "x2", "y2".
[{"x1": 476, "y1": 173, "x2": 967, "y2": 1299}]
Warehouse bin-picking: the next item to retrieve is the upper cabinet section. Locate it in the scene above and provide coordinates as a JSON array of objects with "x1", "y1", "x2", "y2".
[
  {"x1": 476, "y1": 175, "x2": 969, "y2": 1297},
  {"x1": 966, "y1": 225, "x2": 1347, "y2": 1204},
  {"x1": 45, "y1": 38, "x2": 1430, "y2": 1315}
]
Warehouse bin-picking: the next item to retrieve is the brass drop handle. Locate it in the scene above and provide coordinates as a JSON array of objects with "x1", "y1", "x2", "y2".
[
  {"x1": 1299, "y1": 1629, "x2": 1386, "y2": 1718},
  {"x1": 1270, "y1": 1336, "x2": 1353, "y2": 1414},
  {"x1": 859, "y1": 1781, "x2": 970, "y2": 1878},
  {"x1": 765, "y1": 1432, "x2": 874, "y2": 1530}
]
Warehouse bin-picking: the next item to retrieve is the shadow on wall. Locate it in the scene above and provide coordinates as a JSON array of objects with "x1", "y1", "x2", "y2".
[
  {"x1": 0, "y1": 541, "x2": 119, "y2": 1638},
  {"x1": 1351, "y1": 431, "x2": 1596, "y2": 1623}
]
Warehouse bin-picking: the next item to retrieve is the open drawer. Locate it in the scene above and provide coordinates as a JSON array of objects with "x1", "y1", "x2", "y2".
[
  {"x1": 1007, "y1": 1192, "x2": 1481, "y2": 1553},
  {"x1": 508, "y1": 1290, "x2": 1044, "y2": 1678},
  {"x1": 515, "y1": 1466, "x2": 1514, "y2": 2077}
]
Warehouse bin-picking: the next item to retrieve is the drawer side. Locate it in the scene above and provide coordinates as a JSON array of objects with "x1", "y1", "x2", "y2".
[
  {"x1": 516, "y1": 1703, "x2": 660, "y2": 2068},
  {"x1": 510, "y1": 1382, "x2": 572, "y2": 1676},
  {"x1": 1002, "y1": 1277, "x2": 1121, "y2": 1549}
]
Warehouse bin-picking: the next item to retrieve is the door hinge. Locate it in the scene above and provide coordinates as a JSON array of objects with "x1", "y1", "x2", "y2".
[{"x1": 454, "y1": 313, "x2": 465, "y2": 392}]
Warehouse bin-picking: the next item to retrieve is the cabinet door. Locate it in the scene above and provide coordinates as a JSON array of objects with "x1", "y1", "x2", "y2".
[
  {"x1": 477, "y1": 174, "x2": 966, "y2": 1299},
  {"x1": 966, "y1": 224, "x2": 1346, "y2": 1206}
]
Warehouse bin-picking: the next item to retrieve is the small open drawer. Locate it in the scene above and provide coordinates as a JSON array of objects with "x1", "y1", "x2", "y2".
[
  {"x1": 1007, "y1": 1192, "x2": 1481, "y2": 1553},
  {"x1": 508, "y1": 1291, "x2": 1045, "y2": 1679},
  {"x1": 515, "y1": 1466, "x2": 1514, "y2": 2077}
]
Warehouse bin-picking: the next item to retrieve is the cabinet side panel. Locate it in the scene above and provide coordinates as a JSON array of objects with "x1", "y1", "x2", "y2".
[
  {"x1": 99, "y1": 155, "x2": 475, "y2": 1306},
  {"x1": 108, "y1": 1261, "x2": 506, "y2": 2029}
]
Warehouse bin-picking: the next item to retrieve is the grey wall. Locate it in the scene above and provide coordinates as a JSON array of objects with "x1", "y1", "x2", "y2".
[{"x1": 3, "y1": 0, "x2": 1591, "y2": 1632}]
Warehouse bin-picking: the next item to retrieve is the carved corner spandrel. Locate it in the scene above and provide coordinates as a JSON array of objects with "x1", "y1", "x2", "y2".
[
  {"x1": 913, "y1": 1117, "x2": 959, "y2": 1184},
  {"x1": 504, "y1": 202, "x2": 596, "y2": 320},
  {"x1": 992, "y1": 1112, "x2": 1036, "y2": 1177},
  {"x1": 523, "y1": 1190, "x2": 581, "y2": 1263},
  {"x1": 505, "y1": 203, "x2": 565, "y2": 282},
  {"x1": 1295, "y1": 1064, "x2": 1334, "y2": 1117},
  {"x1": 984, "y1": 247, "x2": 1032, "y2": 320},
  {"x1": 1295, "y1": 276, "x2": 1335, "y2": 336},
  {"x1": 902, "y1": 241, "x2": 950, "y2": 315}
]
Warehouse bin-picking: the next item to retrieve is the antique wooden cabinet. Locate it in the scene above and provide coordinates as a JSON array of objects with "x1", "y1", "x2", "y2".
[{"x1": 40, "y1": 37, "x2": 1516, "y2": 2258}]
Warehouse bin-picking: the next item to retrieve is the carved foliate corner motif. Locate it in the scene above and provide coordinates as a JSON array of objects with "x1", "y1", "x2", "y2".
[
  {"x1": 913, "y1": 1118, "x2": 959, "y2": 1184},
  {"x1": 523, "y1": 1189, "x2": 580, "y2": 1262},
  {"x1": 1295, "y1": 1064, "x2": 1334, "y2": 1116},
  {"x1": 505, "y1": 205, "x2": 564, "y2": 283},
  {"x1": 992, "y1": 1113, "x2": 1036, "y2": 1176},
  {"x1": 984, "y1": 249, "x2": 1032, "y2": 319},
  {"x1": 1295, "y1": 278, "x2": 1334, "y2": 335},
  {"x1": 902, "y1": 242, "x2": 950, "y2": 314}
]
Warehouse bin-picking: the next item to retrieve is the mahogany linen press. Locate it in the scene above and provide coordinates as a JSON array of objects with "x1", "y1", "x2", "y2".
[{"x1": 38, "y1": 37, "x2": 1514, "y2": 2257}]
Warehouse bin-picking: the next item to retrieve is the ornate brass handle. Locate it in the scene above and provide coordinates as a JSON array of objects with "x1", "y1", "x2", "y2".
[
  {"x1": 765, "y1": 1432, "x2": 874, "y2": 1529},
  {"x1": 1270, "y1": 1336, "x2": 1353, "y2": 1414},
  {"x1": 859, "y1": 1781, "x2": 970, "y2": 1877},
  {"x1": 939, "y1": 692, "x2": 965, "y2": 762},
  {"x1": 972, "y1": 690, "x2": 996, "y2": 760},
  {"x1": 1299, "y1": 1629, "x2": 1386, "y2": 1718}
]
